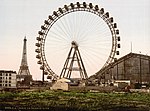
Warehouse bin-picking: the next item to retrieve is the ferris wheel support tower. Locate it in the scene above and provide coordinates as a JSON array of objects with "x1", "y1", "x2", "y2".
[{"x1": 60, "y1": 41, "x2": 88, "y2": 80}]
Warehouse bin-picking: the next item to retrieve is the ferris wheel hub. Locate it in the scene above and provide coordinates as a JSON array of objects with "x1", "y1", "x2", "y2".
[{"x1": 71, "y1": 41, "x2": 78, "y2": 48}]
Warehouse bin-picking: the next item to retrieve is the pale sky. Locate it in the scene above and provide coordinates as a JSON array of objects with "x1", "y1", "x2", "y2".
[{"x1": 0, "y1": 0, "x2": 150, "y2": 80}]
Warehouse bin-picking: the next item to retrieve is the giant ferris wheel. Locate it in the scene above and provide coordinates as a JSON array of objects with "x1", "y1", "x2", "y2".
[{"x1": 35, "y1": 2, "x2": 121, "y2": 80}]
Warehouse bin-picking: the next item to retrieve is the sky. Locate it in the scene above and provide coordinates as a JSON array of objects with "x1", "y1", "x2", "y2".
[{"x1": 0, "y1": 0, "x2": 150, "y2": 80}]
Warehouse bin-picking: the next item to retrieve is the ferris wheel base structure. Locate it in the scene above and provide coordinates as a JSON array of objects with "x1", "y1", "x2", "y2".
[
  {"x1": 35, "y1": 2, "x2": 121, "y2": 81},
  {"x1": 60, "y1": 41, "x2": 88, "y2": 80}
]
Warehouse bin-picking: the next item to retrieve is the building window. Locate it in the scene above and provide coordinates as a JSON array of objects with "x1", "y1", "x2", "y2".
[
  {"x1": 9, "y1": 81, "x2": 11, "y2": 83},
  {"x1": 0, "y1": 73, "x2": 2, "y2": 76},
  {"x1": 9, "y1": 77, "x2": 11, "y2": 80},
  {"x1": 9, "y1": 84, "x2": 11, "y2": 87},
  {"x1": 5, "y1": 84, "x2": 7, "y2": 86},
  {"x1": 0, "y1": 77, "x2": 2, "y2": 79},
  {"x1": 9, "y1": 74, "x2": 11, "y2": 76},
  {"x1": 0, "y1": 84, "x2": 2, "y2": 86},
  {"x1": 6, "y1": 73, "x2": 8, "y2": 76},
  {"x1": 5, "y1": 81, "x2": 7, "y2": 83}
]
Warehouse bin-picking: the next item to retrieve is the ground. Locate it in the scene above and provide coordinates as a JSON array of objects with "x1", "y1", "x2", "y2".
[{"x1": 0, "y1": 90, "x2": 150, "y2": 111}]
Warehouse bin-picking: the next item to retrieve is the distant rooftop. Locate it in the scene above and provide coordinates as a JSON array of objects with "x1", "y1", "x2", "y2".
[{"x1": 0, "y1": 70, "x2": 17, "y2": 73}]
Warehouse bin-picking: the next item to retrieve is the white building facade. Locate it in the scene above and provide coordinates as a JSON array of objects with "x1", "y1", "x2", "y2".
[{"x1": 0, "y1": 70, "x2": 17, "y2": 89}]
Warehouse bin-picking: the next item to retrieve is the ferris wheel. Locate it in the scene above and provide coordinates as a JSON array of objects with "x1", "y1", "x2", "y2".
[{"x1": 35, "y1": 2, "x2": 121, "y2": 80}]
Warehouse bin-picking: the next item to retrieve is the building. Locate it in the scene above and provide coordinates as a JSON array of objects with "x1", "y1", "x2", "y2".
[
  {"x1": 0, "y1": 70, "x2": 17, "y2": 89},
  {"x1": 90, "y1": 53, "x2": 150, "y2": 86}
]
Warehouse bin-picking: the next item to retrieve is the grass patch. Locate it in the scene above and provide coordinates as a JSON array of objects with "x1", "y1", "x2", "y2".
[{"x1": 0, "y1": 90, "x2": 150, "y2": 110}]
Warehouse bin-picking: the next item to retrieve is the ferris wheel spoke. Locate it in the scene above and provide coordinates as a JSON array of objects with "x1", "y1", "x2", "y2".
[
  {"x1": 81, "y1": 47, "x2": 109, "y2": 61},
  {"x1": 79, "y1": 26, "x2": 110, "y2": 45},
  {"x1": 51, "y1": 27, "x2": 70, "y2": 41},
  {"x1": 76, "y1": 12, "x2": 87, "y2": 41},
  {"x1": 75, "y1": 13, "x2": 97, "y2": 42},
  {"x1": 63, "y1": 15, "x2": 72, "y2": 39},
  {"x1": 79, "y1": 39, "x2": 111, "y2": 48},
  {"x1": 48, "y1": 30, "x2": 69, "y2": 42},
  {"x1": 58, "y1": 17, "x2": 72, "y2": 39},
  {"x1": 81, "y1": 49, "x2": 106, "y2": 75}
]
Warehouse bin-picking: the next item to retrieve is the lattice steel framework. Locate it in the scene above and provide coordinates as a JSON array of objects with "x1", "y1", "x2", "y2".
[
  {"x1": 18, "y1": 37, "x2": 30, "y2": 76},
  {"x1": 60, "y1": 41, "x2": 88, "y2": 80}
]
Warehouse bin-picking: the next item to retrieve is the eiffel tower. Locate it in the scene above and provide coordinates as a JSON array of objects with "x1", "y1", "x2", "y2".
[
  {"x1": 60, "y1": 41, "x2": 88, "y2": 80},
  {"x1": 17, "y1": 37, "x2": 32, "y2": 85}
]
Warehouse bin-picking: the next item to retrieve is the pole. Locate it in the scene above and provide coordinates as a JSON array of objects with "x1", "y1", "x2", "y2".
[
  {"x1": 42, "y1": 64, "x2": 44, "y2": 82},
  {"x1": 117, "y1": 61, "x2": 118, "y2": 79},
  {"x1": 139, "y1": 55, "x2": 142, "y2": 84},
  {"x1": 131, "y1": 42, "x2": 132, "y2": 53},
  {"x1": 149, "y1": 58, "x2": 150, "y2": 83}
]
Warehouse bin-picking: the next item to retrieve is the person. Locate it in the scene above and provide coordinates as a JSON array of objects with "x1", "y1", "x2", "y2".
[{"x1": 125, "y1": 85, "x2": 131, "y2": 93}]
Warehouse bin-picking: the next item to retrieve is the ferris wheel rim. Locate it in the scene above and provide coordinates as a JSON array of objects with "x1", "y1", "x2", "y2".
[{"x1": 35, "y1": 2, "x2": 120, "y2": 79}]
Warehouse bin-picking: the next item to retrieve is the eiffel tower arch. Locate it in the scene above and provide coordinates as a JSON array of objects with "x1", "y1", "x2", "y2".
[{"x1": 17, "y1": 37, "x2": 32, "y2": 86}]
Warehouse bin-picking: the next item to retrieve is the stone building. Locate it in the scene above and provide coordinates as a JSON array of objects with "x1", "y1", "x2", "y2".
[
  {"x1": 0, "y1": 70, "x2": 17, "y2": 89},
  {"x1": 90, "y1": 53, "x2": 150, "y2": 85}
]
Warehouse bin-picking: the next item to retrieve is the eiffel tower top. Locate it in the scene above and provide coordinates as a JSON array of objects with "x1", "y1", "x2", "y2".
[{"x1": 18, "y1": 36, "x2": 30, "y2": 75}]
